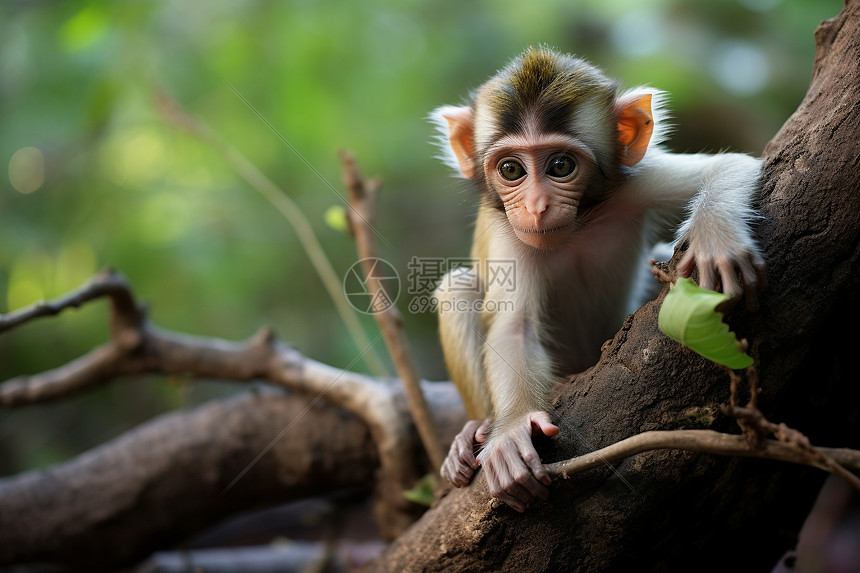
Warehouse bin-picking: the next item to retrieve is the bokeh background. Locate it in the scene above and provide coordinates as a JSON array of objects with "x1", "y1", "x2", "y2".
[{"x1": 0, "y1": 0, "x2": 841, "y2": 479}]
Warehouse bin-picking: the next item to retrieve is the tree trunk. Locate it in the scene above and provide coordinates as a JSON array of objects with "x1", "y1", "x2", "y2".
[{"x1": 373, "y1": 2, "x2": 860, "y2": 571}]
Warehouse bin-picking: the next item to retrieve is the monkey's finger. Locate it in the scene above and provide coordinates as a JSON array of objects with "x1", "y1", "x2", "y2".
[
  {"x1": 698, "y1": 261, "x2": 717, "y2": 291},
  {"x1": 509, "y1": 480, "x2": 544, "y2": 509},
  {"x1": 677, "y1": 251, "x2": 696, "y2": 278},
  {"x1": 442, "y1": 453, "x2": 467, "y2": 486},
  {"x1": 498, "y1": 445, "x2": 547, "y2": 505},
  {"x1": 441, "y1": 459, "x2": 465, "y2": 487},
  {"x1": 498, "y1": 477, "x2": 544, "y2": 511},
  {"x1": 453, "y1": 465, "x2": 475, "y2": 486},
  {"x1": 528, "y1": 411, "x2": 560, "y2": 438},
  {"x1": 458, "y1": 439, "x2": 479, "y2": 470},
  {"x1": 493, "y1": 460, "x2": 537, "y2": 510},
  {"x1": 716, "y1": 260, "x2": 741, "y2": 300},
  {"x1": 513, "y1": 473, "x2": 549, "y2": 503},
  {"x1": 519, "y1": 441, "x2": 552, "y2": 487},
  {"x1": 496, "y1": 490, "x2": 527, "y2": 513},
  {"x1": 500, "y1": 442, "x2": 548, "y2": 501},
  {"x1": 475, "y1": 419, "x2": 491, "y2": 444},
  {"x1": 485, "y1": 457, "x2": 527, "y2": 512},
  {"x1": 451, "y1": 442, "x2": 476, "y2": 471},
  {"x1": 737, "y1": 256, "x2": 762, "y2": 312}
]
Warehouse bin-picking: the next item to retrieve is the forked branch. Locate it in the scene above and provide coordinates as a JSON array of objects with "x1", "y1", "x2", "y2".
[
  {"x1": 546, "y1": 429, "x2": 860, "y2": 484},
  {"x1": 0, "y1": 269, "x2": 457, "y2": 538}
]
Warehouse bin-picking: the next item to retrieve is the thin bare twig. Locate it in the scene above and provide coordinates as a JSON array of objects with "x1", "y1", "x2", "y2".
[
  {"x1": 152, "y1": 85, "x2": 388, "y2": 378},
  {"x1": 549, "y1": 367, "x2": 860, "y2": 492},
  {"x1": 728, "y1": 403, "x2": 860, "y2": 492},
  {"x1": 340, "y1": 151, "x2": 447, "y2": 474},
  {"x1": 0, "y1": 267, "x2": 141, "y2": 333},
  {"x1": 546, "y1": 429, "x2": 860, "y2": 487}
]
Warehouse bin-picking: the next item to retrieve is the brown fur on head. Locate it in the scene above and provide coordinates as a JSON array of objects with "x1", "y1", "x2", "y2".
[{"x1": 472, "y1": 46, "x2": 620, "y2": 178}]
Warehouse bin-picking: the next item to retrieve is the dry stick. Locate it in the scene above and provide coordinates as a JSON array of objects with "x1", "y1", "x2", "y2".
[
  {"x1": 731, "y1": 403, "x2": 860, "y2": 493},
  {"x1": 728, "y1": 366, "x2": 860, "y2": 490},
  {"x1": 746, "y1": 364, "x2": 760, "y2": 410},
  {"x1": 152, "y1": 86, "x2": 388, "y2": 379},
  {"x1": 0, "y1": 268, "x2": 140, "y2": 334},
  {"x1": 340, "y1": 151, "x2": 447, "y2": 474},
  {"x1": 545, "y1": 429, "x2": 860, "y2": 489}
]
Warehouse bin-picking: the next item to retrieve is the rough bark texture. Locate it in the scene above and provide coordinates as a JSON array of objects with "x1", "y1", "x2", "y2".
[
  {"x1": 0, "y1": 379, "x2": 467, "y2": 571},
  {"x1": 373, "y1": 3, "x2": 860, "y2": 571},
  {"x1": 0, "y1": 389, "x2": 379, "y2": 571}
]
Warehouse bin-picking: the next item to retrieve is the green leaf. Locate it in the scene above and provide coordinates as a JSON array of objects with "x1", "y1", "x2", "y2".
[
  {"x1": 658, "y1": 278, "x2": 753, "y2": 369},
  {"x1": 403, "y1": 473, "x2": 436, "y2": 507},
  {"x1": 323, "y1": 205, "x2": 348, "y2": 233}
]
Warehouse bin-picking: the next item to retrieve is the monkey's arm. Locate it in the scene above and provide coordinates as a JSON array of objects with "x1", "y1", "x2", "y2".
[
  {"x1": 436, "y1": 266, "x2": 490, "y2": 420},
  {"x1": 436, "y1": 265, "x2": 491, "y2": 487},
  {"x1": 478, "y1": 304, "x2": 561, "y2": 512},
  {"x1": 437, "y1": 207, "x2": 561, "y2": 507},
  {"x1": 436, "y1": 209, "x2": 496, "y2": 487},
  {"x1": 635, "y1": 151, "x2": 766, "y2": 307},
  {"x1": 466, "y1": 212, "x2": 560, "y2": 511}
]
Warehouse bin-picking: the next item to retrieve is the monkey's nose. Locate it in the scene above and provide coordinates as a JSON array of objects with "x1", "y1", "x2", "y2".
[
  {"x1": 528, "y1": 206, "x2": 548, "y2": 228},
  {"x1": 525, "y1": 194, "x2": 549, "y2": 223}
]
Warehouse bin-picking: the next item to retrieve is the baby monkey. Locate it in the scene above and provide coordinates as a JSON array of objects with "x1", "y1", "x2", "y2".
[{"x1": 431, "y1": 46, "x2": 765, "y2": 512}]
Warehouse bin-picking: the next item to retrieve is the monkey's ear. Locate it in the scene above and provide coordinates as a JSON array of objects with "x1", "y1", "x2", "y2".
[
  {"x1": 615, "y1": 93, "x2": 654, "y2": 167},
  {"x1": 430, "y1": 105, "x2": 476, "y2": 178}
]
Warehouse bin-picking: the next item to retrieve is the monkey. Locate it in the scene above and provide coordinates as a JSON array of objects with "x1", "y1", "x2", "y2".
[{"x1": 430, "y1": 46, "x2": 766, "y2": 513}]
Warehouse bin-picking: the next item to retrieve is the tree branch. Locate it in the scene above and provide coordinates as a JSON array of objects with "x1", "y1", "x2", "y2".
[
  {"x1": 0, "y1": 269, "x2": 466, "y2": 540},
  {"x1": 546, "y1": 429, "x2": 860, "y2": 480},
  {"x1": 0, "y1": 389, "x2": 380, "y2": 570},
  {"x1": 0, "y1": 267, "x2": 142, "y2": 334},
  {"x1": 340, "y1": 151, "x2": 447, "y2": 474}
]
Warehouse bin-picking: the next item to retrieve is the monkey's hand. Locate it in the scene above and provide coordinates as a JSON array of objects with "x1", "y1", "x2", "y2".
[
  {"x1": 477, "y1": 412, "x2": 559, "y2": 513},
  {"x1": 441, "y1": 419, "x2": 489, "y2": 487},
  {"x1": 677, "y1": 230, "x2": 766, "y2": 312}
]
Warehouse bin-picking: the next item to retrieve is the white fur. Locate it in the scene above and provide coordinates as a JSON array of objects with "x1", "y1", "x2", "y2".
[
  {"x1": 429, "y1": 105, "x2": 470, "y2": 177},
  {"x1": 618, "y1": 86, "x2": 674, "y2": 150}
]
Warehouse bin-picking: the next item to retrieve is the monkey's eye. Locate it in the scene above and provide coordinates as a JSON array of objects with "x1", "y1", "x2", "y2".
[
  {"x1": 499, "y1": 160, "x2": 526, "y2": 181},
  {"x1": 546, "y1": 155, "x2": 577, "y2": 179}
]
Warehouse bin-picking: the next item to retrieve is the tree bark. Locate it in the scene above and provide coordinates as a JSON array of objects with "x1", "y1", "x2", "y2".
[
  {"x1": 0, "y1": 379, "x2": 467, "y2": 571},
  {"x1": 373, "y1": 2, "x2": 860, "y2": 571},
  {"x1": 0, "y1": 389, "x2": 379, "y2": 571}
]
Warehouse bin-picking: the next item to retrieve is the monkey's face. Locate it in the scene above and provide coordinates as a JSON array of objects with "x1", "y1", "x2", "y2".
[
  {"x1": 432, "y1": 47, "x2": 653, "y2": 251},
  {"x1": 483, "y1": 132, "x2": 598, "y2": 250}
]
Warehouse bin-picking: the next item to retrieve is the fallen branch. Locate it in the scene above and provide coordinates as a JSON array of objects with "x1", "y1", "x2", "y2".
[
  {"x1": 0, "y1": 388, "x2": 380, "y2": 570},
  {"x1": 0, "y1": 269, "x2": 466, "y2": 539}
]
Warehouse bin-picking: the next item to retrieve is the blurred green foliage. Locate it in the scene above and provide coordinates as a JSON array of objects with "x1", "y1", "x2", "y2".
[{"x1": 0, "y1": 0, "x2": 841, "y2": 475}]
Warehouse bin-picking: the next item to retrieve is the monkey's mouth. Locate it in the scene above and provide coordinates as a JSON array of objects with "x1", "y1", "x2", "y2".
[
  {"x1": 511, "y1": 223, "x2": 574, "y2": 251},
  {"x1": 512, "y1": 223, "x2": 569, "y2": 235}
]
